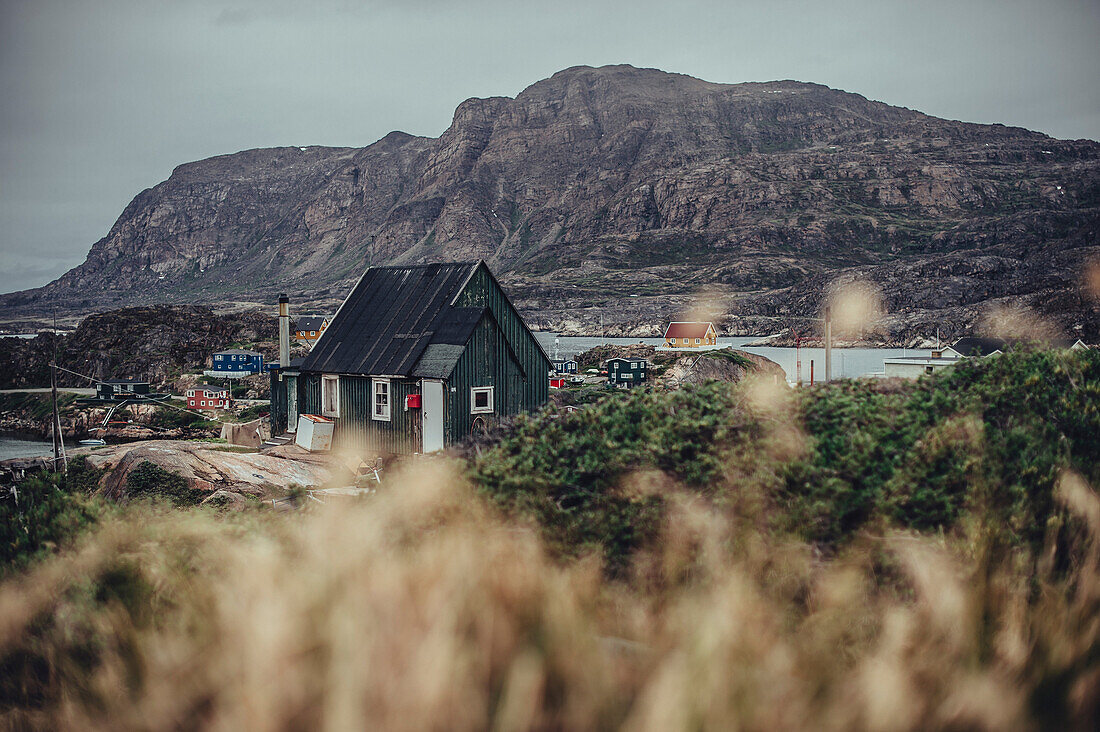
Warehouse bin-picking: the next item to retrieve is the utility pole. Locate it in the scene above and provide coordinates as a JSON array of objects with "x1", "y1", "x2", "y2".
[
  {"x1": 824, "y1": 305, "x2": 833, "y2": 383},
  {"x1": 51, "y1": 362, "x2": 60, "y2": 469},
  {"x1": 50, "y1": 306, "x2": 61, "y2": 470}
]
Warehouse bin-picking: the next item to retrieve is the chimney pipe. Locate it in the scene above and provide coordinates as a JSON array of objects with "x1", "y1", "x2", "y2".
[{"x1": 278, "y1": 293, "x2": 290, "y2": 370}]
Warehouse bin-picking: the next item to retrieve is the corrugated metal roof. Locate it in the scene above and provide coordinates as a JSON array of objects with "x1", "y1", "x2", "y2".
[
  {"x1": 295, "y1": 316, "x2": 328, "y2": 331},
  {"x1": 302, "y1": 262, "x2": 481, "y2": 377},
  {"x1": 664, "y1": 322, "x2": 714, "y2": 339},
  {"x1": 214, "y1": 348, "x2": 263, "y2": 357},
  {"x1": 948, "y1": 337, "x2": 1007, "y2": 357},
  {"x1": 412, "y1": 344, "x2": 466, "y2": 379}
]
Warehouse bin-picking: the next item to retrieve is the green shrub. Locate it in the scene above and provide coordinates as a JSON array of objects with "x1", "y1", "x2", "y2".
[
  {"x1": 471, "y1": 382, "x2": 753, "y2": 572},
  {"x1": 237, "y1": 402, "x2": 270, "y2": 422},
  {"x1": 779, "y1": 348, "x2": 1100, "y2": 548},
  {"x1": 1, "y1": 466, "x2": 107, "y2": 574},
  {"x1": 148, "y1": 405, "x2": 207, "y2": 429},
  {"x1": 125, "y1": 461, "x2": 205, "y2": 507},
  {"x1": 473, "y1": 349, "x2": 1100, "y2": 569}
]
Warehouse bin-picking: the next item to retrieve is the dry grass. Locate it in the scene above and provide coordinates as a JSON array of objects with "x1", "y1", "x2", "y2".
[{"x1": 1, "y1": 460, "x2": 1098, "y2": 730}]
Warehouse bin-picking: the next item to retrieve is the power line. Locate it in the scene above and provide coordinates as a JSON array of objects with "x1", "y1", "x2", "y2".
[{"x1": 49, "y1": 363, "x2": 254, "y2": 427}]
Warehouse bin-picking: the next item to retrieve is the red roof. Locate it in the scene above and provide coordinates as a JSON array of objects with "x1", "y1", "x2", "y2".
[{"x1": 664, "y1": 322, "x2": 714, "y2": 339}]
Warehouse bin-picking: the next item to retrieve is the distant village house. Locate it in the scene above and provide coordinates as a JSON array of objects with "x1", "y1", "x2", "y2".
[
  {"x1": 187, "y1": 385, "x2": 231, "y2": 410},
  {"x1": 664, "y1": 322, "x2": 717, "y2": 348},
  {"x1": 882, "y1": 336, "x2": 1091, "y2": 379},
  {"x1": 607, "y1": 358, "x2": 648, "y2": 388},
  {"x1": 204, "y1": 349, "x2": 264, "y2": 378},
  {"x1": 294, "y1": 316, "x2": 331, "y2": 345},
  {"x1": 95, "y1": 378, "x2": 151, "y2": 401},
  {"x1": 551, "y1": 359, "x2": 578, "y2": 374}
]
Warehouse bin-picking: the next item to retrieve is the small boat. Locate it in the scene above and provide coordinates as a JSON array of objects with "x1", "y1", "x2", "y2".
[{"x1": 79, "y1": 438, "x2": 107, "y2": 446}]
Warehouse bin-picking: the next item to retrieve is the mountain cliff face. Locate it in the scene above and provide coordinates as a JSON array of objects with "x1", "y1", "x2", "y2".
[{"x1": 5, "y1": 65, "x2": 1099, "y2": 340}]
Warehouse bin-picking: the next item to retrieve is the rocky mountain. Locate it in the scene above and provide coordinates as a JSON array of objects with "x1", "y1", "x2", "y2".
[{"x1": 3, "y1": 64, "x2": 1099, "y2": 341}]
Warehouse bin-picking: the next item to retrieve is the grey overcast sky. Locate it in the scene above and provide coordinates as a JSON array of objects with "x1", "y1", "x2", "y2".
[{"x1": 1, "y1": 0, "x2": 1098, "y2": 294}]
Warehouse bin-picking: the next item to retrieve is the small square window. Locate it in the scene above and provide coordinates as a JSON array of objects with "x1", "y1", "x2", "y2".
[
  {"x1": 471, "y1": 386, "x2": 494, "y2": 414},
  {"x1": 695, "y1": 338, "x2": 701, "y2": 344}
]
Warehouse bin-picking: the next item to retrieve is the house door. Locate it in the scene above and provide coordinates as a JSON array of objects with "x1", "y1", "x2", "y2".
[
  {"x1": 287, "y1": 375, "x2": 298, "y2": 433},
  {"x1": 421, "y1": 380, "x2": 444, "y2": 452}
]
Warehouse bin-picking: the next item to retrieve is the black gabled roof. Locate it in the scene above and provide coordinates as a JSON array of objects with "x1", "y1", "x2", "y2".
[
  {"x1": 950, "y1": 335, "x2": 1076, "y2": 357},
  {"x1": 214, "y1": 348, "x2": 262, "y2": 357},
  {"x1": 949, "y1": 337, "x2": 1008, "y2": 357},
  {"x1": 301, "y1": 262, "x2": 481, "y2": 376},
  {"x1": 295, "y1": 316, "x2": 329, "y2": 331}
]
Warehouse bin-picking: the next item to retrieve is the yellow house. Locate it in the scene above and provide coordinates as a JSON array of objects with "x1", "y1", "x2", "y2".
[
  {"x1": 294, "y1": 315, "x2": 331, "y2": 344},
  {"x1": 664, "y1": 322, "x2": 717, "y2": 348}
]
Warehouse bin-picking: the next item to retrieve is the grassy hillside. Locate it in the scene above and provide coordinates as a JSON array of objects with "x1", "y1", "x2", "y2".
[{"x1": 1, "y1": 350, "x2": 1098, "y2": 729}]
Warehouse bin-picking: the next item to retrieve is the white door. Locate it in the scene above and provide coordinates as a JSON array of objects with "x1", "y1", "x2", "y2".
[
  {"x1": 287, "y1": 376, "x2": 298, "y2": 433},
  {"x1": 422, "y1": 380, "x2": 444, "y2": 452}
]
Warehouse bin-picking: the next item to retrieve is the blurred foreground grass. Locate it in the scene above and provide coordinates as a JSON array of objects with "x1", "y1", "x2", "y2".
[{"x1": 1, "y1": 349, "x2": 1098, "y2": 729}]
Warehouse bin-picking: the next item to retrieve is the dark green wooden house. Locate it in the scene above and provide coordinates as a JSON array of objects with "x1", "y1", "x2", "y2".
[
  {"x1": 606, "y1": 358, "x2": 648, "y2": 388},
  {"x1": 270, "y1": 261, "x2": 551, "y2": 455}
]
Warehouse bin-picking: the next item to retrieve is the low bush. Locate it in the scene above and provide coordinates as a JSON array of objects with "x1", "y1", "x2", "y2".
[
  {"x1": 148, "y1": 405, "x2": 207, "y2": 429},
  {"x1": 124, "y1": 461, "x2": 205, "y2": 507},
  {"x1": 782, "y1": 348, "x2": 1100, "y2": 549},
  {"x1": 474, "y1": 349, "x2": 1100, "y2": 568},
  {"x1": 236, "y1": 402, "x2": 270, "y2": 422},
  {"x1": 472, "y1": 381, "x2": 757, "y2": 571},
  {"x1": 0, "y1": 459, "x2": 108, "y2": 575}
]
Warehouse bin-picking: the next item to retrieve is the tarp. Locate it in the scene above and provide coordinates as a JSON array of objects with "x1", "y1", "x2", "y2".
[{"x1": 220, "y1": 418, "x2": 270, "y2": 448}]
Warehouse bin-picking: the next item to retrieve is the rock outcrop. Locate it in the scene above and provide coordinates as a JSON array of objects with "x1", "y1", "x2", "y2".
[
  {"x1": 87, "y1": 440, "x2": 342, "y2": 500},
  {"x1": 3, "y1": 64, "x2": 1098, "y2": 342},
  {"x1": 657, "y1": 349, "x2": 786, "y2": 388},
  {"x1": 0, "y1": 304, "x2": 300, "y2": 389},
  {"x1": 574, "y1": 343, "x2": 785, "y2": 387}
]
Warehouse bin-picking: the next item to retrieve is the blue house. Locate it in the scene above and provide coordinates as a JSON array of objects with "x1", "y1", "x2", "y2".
[
  {"x1": 551, "y1": 359, "x2": 578, "y2": 374},
  {"x1": 205, "y1": 349, "x2": 265, "y2": 378}
]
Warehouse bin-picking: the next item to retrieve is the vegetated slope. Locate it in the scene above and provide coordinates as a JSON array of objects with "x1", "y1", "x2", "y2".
[
  {"x1": 3, "y1": 351, "x2": 1099, "y2": 729},
  {"x1": 472, "y1": 348, "x2": 1100, "y2": 569},
  {"x1": 3, "y1": 64, "x2": 1098, "y2": 340}
]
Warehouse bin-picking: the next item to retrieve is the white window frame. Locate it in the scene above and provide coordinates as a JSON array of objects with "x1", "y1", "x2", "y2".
[
  {"x1": 322, "y1": 375, "x2": 341, "y2": 418},
  {"x1": 372, "y1": 378, "x2": 390, "y2": 421},
  {"x1": 470, "y1": 386, "x2": 494, "y2": 414},
  {"x1": 695, "y1": 338, "x2": 701, "y2": 344}
]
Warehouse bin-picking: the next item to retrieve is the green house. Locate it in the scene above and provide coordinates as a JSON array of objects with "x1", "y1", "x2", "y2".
[
  {"x1": 606, "y1": 358, "x2": 648, "y2": 388},
  {"x1": 270, "y1": 261, "x2": 551, "y2": 455}
]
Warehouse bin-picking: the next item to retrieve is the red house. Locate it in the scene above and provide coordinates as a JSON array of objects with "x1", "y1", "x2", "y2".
[{"x1": 187, "y1": 385, "x2": 231, "y2": 410}]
